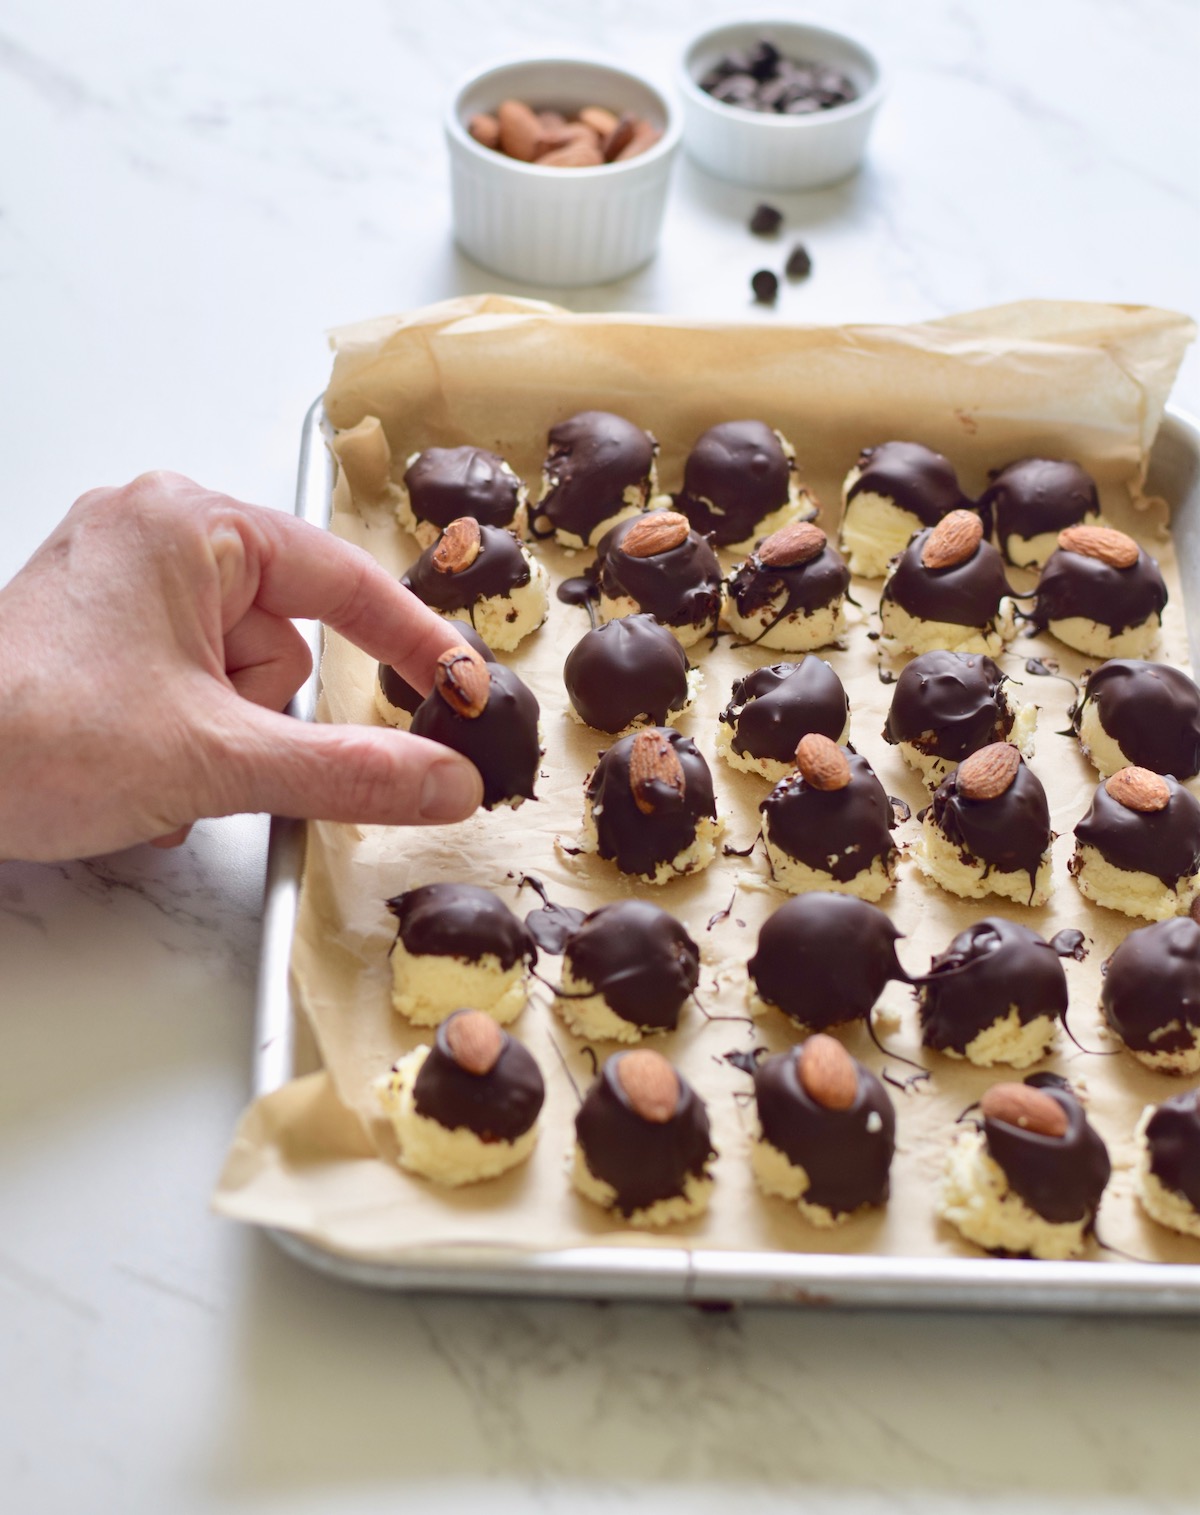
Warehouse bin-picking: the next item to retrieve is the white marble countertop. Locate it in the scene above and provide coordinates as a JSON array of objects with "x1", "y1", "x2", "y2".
[{"x1": 1, "y1": 2, "x2": 1198, "y2": 1511}]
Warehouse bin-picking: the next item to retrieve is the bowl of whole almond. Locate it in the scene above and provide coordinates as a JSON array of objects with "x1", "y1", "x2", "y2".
[{"x1": 446, "y1": 56, "x2": 680, "y2": 287}]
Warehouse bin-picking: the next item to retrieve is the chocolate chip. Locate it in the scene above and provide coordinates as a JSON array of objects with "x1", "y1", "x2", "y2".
[
  {"x1": 785, "y1": 243, "x2": 813, "y2": 279},
  {"x1": 749, "y1": 203, "x2": 783, "y2": 236},
  {"x1": 751, "y1": 269, "x2": 779, "y2": 305},
  {"x1": 698, "y1": 39, "x2": 858, "y2": 116}
]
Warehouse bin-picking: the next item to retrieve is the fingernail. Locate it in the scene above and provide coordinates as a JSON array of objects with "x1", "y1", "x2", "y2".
[
  {"x1": 210, "y1": 525, "x2": 245, "y2": 601},
  {"x1": 419, "y1": 758, "x2": 482, "y2": 821}
]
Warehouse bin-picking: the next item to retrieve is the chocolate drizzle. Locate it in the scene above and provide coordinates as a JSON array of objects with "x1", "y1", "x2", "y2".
[
  {"x1": 412, "y1": 1011, "x2": 545, "y2": 1141},
  {"x1": 760, "y1": 752, "x2": 897, "y2": 882},
  {"x1": 884, "y1": 651, "x2": 1015, "y2": 763},
  {"x1": 917, "y1": 918, "x2": 1067, "y2": 1055},
  {"x1": 586, "y1": 728, "x2": 717, "y2": 878},
  {"x1": 748, "y1": 893, "x2": 905, "y2": 1028},
  {"x1": 979, "y1": 457, "x2": 1099, "y2": 551},
  {"x1": 882, "y1": 528, "x2": 1011, "y2": 630},
  {"x1": 845, "y1": 441, "x2": 973, "y2": 527},
  {"x1": 1031, "y1": 541, "x2": 1167, "y2": 635},
  {"x1": 1144, "y1": 1090, "x2": 1200, "y2": 1214},
  {"x1": 410, "y1": 663, "x2": 541, "y2": 808},
  {"x1": 386, "y1": 883, "x2": 535, "y2": 970},
  {"x1": 564, "y1": 615, "x2": 692, "y2": 733},
  {"x1": 403, "y1": 446, "x2": 522, "y2": 532},
  {"x1": 923, "y1": 759, "x2": 1050, "y2": 897},
  {"x1": 722, "y1": 658, "x2": 849, "y2": 764},
  {"x1": 575, "y1": 1054, "x2": 714, "y2": 1215},
  {"x1": 673, "y1": 420, "x2": 796, "y2": 546},
  {"x1": 1073, "y1": 775, "x2": 1200, "y2": 887},
  {"x1": 530, "y1": 411, "x2": 656, "y2": 544},
  {"x1": 378, "y1": 619, "x2": 493, "y2": 717},
  {"x1": 564, "y1": 900, "x2": 700, "y2": 1030},
  {"x1": 983, "y1": 1075, "x2": 1110, "y2": 1227},
  {"x1": 1073, "y1": 659, "x2": 1200, "y2": 780},
  {"x1": 754, "y1": 1048, "x2": 896, "y2": 1214},
  {"x1": 402, "y1": 523, "x2": 532, "y2": 615},
  {"x1": 594, "y1": 516, "x2": 723, "y2": 630},
  {"x1": 1101, "y1": 917, "x2": 1200, "y2": 1055},
  {"x1": 726, "y1": 537, "x2": 849, "y2": 630}
]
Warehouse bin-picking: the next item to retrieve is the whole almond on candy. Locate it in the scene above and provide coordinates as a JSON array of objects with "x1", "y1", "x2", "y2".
[
  {"x1": 798, "y1": 1035, "x2": 858, "y2": 1111},
  {"x1": 1057, "y1": 524, "x2": 1139, "y2": 569},
  {"x1": 1106, "y1": 765, "x2": 1170, "y2": 813},
  {"x1": 758, "y1": 521, "x2": 826, "y2": 568},
  {"x1": 616, "y1": 1049, "x2": 680, "y2": 1123},
  {"x1": 796, "y1": 732, "x2": 851, "y2": 791},
  {"x1": 620, "y1": 511, "x2": 689, "y2": 558},
  {"x1": 434, "y1": 644, "x2": 490, "y2": 720},
  {"x1": 956, "y1": 742, "x2": 1021, "y2": 801},
  {"x1": 981, "y1": 1082, "x2": 1069, "y2": 1138},
  {"x1": 445, "y1": 1010, "x2": 504, "y2": 1076},
  {"x1": 629, "y1": 729, "x2": 686, "y2": 814},
  {"x1": 432, "y1": 516, "x2": 482, "y2": 575},
  {"x1": 921, "y1": 509, "x2": 983, "y2": 570}
]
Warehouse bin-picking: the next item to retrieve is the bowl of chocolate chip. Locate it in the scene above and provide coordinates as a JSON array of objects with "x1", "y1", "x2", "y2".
[
  {"x1": 446, "y1": 56, "x2": 680, "y2": 286},
  {"x1": 679, "y1": 20, "x2": 885, "y2": 189}
]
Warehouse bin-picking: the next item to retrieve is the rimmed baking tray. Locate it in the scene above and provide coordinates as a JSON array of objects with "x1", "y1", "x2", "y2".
[{"x1": 251, "y1": 395, "x2": 1200, "y2": 1312}]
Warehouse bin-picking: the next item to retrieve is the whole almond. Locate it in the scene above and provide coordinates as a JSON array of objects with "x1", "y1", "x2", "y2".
[
  {"x1": 616, "y1": 121, "x2": 661, "y2": 161},
  {"x1": 468, "y1": 113, "x2": 500, "y2": 150},
  {"x1": 538, "y1": 140, "x2": 604, "y2": 169},
  {"x1": 533, "y1": 122, "x2": 597, "y2": 159},
  {"x1": 981, "y1": 1082, "x2": 1069, "y2": 1138},
  {"x1": 602, "y1": 113, "x2": 638, "y2": 162},
  {"x1": 798, "y1": 1034, "x2": 858, "y2": 1111},
  {"x1": 1057, "y1": 524, "x2": 1139, "y2": 569},
  {"x1": 432, "y1": 516, "x2": 482, "y2": 575},
  {"x1": 758, "y1": 521, "x2": 826, "y2": 568},
  {"x1": 579, "y1": 105, "x2": 619, "y2": 137},
  {"x1": 956, "y1": 742, "x2": 1021, "y2": 801},
  {"x1": 921, "y1": 509, "x2": 983, "y2": 570},
  {"x1": 434, "y1": 644, "x2": 490, "y2": 720},
  {"x1": 628, "y1": 729, "x2": 685, "y2": 815},
  {"x1": 537, "y1": 110, "x2": 567, "y2": 131},
  {"x1": 497, "y1": 99, "x2": 542, "y2": 162},
  {"x1": 796, "y1": 732, "x2": 851, "y2": 791},
  {"x1": 620, "y1": 511, "x2": 689, "y2": 558},
  {"x1": 445, "y1": 1010, "x2": 504, "y2": 1076},
  {"x1": 1105, "y1": 765, "x2": 1170, "y2": 813},
  {"x1": 616, "y1": 1049, "x2": 679, "y2": 1123}
]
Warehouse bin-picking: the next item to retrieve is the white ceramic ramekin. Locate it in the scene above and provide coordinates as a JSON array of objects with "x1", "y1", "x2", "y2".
[
  {"x1": 446, "y1": 56, "x2": 681, "y2": 287},
  {"x1": 679, "y1": 19, "x2": 885, "y2": 190}
]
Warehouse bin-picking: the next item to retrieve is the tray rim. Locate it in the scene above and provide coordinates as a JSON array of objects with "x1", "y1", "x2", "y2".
[{"x1": 251, "y1": 393, "x2": 1200, "y2": 1311}]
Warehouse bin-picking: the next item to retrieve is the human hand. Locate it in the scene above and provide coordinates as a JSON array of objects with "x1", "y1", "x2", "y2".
[{"x1": 0, "y1": 471, "x2": 484, "y2": 861}]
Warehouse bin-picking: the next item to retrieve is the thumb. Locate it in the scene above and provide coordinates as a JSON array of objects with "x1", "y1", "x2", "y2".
[{"x1": 209, "y1": 703, "x2": 484, "y2": 825}]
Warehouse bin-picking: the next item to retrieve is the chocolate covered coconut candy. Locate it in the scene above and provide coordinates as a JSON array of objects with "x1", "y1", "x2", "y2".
[
  {"x1": 386, "y1": 883, "x2": 537, "y2": 1026},
  {"x1": 939, "y1": 1076, "x2": 1111, "y2": 1259},
  {"x1": 1101, "y1": 916, "x2": 1200, "y2": 1073},
  {"x1": 879, "y1": 510, "x2": 1016, "y2": 656},
  {"x1": 839, "y1": 440, "x2": 976, "y2": 579},
  {"x1": 573, "y1": 1050, "x2": 716, "y2": 1227},
  {"x1": 376, "y1": 1009, "x2": 545, "y2": 1185},
  {"x1": 402, "y1": 517, "x2": 549, "y2": 651},
  {"x1": 1071, "y1": 767, "x2": 1200, "y2": 921},
  {"x1": 916, "y1": 744, "x2": 1052, "y2": 907},
  {"x1": 593, "y1": 511, "x2": 724, "y2": 647},
  {"x1": 563, "y1": 614, "x2": 699, "y2": 734},
  {"x1": 375, "y1": 618, "x2": 494, "y2": 728},
  {"x1": 1030, "y1": 525, "x2": 1167, "y2": 658},
  {"x1": 556, "y1": 900, "x2": 700, "y2": 1042},
  {"x1": 529, "y1": 411, "x2": 659, "y2": 548},
  {"x1": 673, "y1": 419, "x2": 814, "y2": 550},
  {"x1": 979, "y1": 457, "x2": 1101, "y2": 569},
  {"x1": 1135, "y1": 1090, "x2": 1200, "y2": 1240},
  {"x1": 883, "y1": 650, "x2": 1036, "y2": 788},
  {"x1": 723, "y1": 522, "x2": 850, "y2": 651},
  {"x1": 718, "y1": 657, "x2": 849, "y2": 783},
  {"x1": 410, "y1": 644, "x2": 542, "y2": 810},
  {"x1": 751, "y1": 1036, "x2": 896, "y2": 1227},
  {"x1": 398, "y1": 445, "x2": 527, "y2": 547},
  {"x1": 1071, "y1": 659, "x2": 1200, "y2": 781}
]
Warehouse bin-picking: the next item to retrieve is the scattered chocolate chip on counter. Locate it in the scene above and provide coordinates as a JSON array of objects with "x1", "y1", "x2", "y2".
[
  {"x1": 700, "y1": 39, "x2": 858, "y2": 115},
  {"x1": 468, "y1": 99, "x2": 661, "y2": 167},
  {"x1": 751, "y1": 269, "x2": 779, "y2": 305},
  {"x1": 786, "y1": 242, "x2": 813, "y2": 279},
  {"x1": 749, "y1": 203, "x2": 784, "y2": 236}
]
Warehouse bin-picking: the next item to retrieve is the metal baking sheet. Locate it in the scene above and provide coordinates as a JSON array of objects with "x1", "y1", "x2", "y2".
[{"x1": 250, "y1": 395, "x2": 1200, "y2": 1312}]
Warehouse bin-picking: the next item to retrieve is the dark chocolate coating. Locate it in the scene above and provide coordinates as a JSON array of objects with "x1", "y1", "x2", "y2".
[
  {"x1": 402, "y1": 523, "x2": 532, "y2": 617},
  {"x1": 726, "y1": 537, "x2": 850, "y2": 629},
  {"x1": 586, "y1": 728, "x2": 717, "y2": 879},
  {"x1": 1073, "y1": 660, "x2": 1200, "y2": 780},
  {"x1": 983, "y1": 1076, "x2": 1110, "y2": 1228},
  {"x1": 575, "y1": 1054, "x2": 713, "y2": 1216},
  {"x1": 1144, "y1": 1090, "x2": 1200, "y2": 1214},
  {"x1": 403, "y1": 446, "x2": 522, "y2": 532},
  {"x1": 594, "y1": 516, "x2": 723, "y2": 631},
  {"x1": 722, "y1": 658, "x2": 849, "y2": 764},
  {"x1": 1101, "y1": 917, "x2": 1200, "y2": 1056},
  {"x1": 884, "y1": 651, "x2": 1014, "y2": 762},
  {"x1": 760, "y1": 752, "x2": 897, "y2": 883},
  {"x1": 412, "y1": 1011, "x2": 544, "y2": 1141},
  {"x1": 563, "y1": 614, "x2": 692, "y2": 733},
  {"x1": 845, "y1": 441, "x2": 973, "y2": 527},
  {"x1": 410, "y1": 663, "x2": 541, "y2": 808},
  {"x1": 923, "y1": 758, "x2": 1050, "y2": 899},
  {"x1": 530, "y1": 411, "x2": 656, "y2": 544},
  {"x1": 674, "y1": 420, "x2": 795, "y2": 546},
  {"x1": 378, "y1": 620, "x2": 494, "y2": 717},
  {"x1": 979, "y1": 457, "x2": 1099, "y2": 552},
  {"x1": 882, "y1": 529, "x2": 1011, "y2": 630},
  {"x1": 1030, "y1": 541, "x2": 1167, "y2": 635},
  {"x1": 918, "y1": 918, "x2": 1067, "y2": 1055},
  {"x1": 564, "y1": 900, "x2": 700, "y2": 1030},
  {"x1": 1073, "y1": 775, "x2": 1200, "y2": 888},
  {"x1": 748, "y1": 893, "x2": 905, "y2": 1029},
  {"x1": 754, "y1": 1048, "x2": 896, "y2": 1213},
  {"x1": 386, "y1": 883, "x2": 535, "y2": 970}
]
